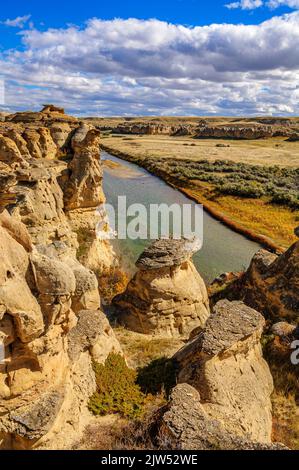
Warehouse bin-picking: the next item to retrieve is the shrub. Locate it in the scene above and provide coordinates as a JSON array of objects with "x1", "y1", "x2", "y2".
[
  {"x1": 216, "y1": 181, "x2": 265, "y2": 198},
  {"x1": 89, "y1": 353, "x2": 146, "y2": 419},
  {"x1": 271, "y1": 189, "x2": 299, "y2": 210},
  {"x1": 137, "y1": 357, "x2": 177, "y2": 398}
]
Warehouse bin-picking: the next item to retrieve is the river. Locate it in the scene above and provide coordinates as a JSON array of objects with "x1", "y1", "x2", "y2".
[{"x1": 102, "y1": 151, "x2": 262, "y2": 283}]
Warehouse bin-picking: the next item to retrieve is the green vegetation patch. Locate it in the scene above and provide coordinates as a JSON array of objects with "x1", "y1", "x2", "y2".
[
  {"x1": 141, "y1": 157, "x2": 299, "y2": 209},
  {"x1": 89, "y1": 353, "x2": 146, "y2": 419}
]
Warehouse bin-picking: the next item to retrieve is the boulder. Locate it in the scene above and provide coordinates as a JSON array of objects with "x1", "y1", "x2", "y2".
[
  {"x1": 114, "y1": 238, "x2": 210, "y2": 338},
  {"x1": 158, "y1": 384, "x2": 286, "y2": 450},
  {"x1": 174, "y1": 299, "x2": 273, "y2": 443},
  {"x1": 68, "y1": 309, "x2": 122, "y2": 363}
]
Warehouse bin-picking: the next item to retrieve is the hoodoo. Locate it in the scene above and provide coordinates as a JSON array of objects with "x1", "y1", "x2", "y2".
[
  {"x1": 114, "y1": 238, "x2": 210, "y2": 338},
  {"x1": 173, "y1": 299, "x2": 274, "y2": 443}
]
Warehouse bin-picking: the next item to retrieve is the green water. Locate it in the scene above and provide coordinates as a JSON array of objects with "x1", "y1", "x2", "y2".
[{"x1": 102, "y1": 151, "x2": 262, "y2": 283}]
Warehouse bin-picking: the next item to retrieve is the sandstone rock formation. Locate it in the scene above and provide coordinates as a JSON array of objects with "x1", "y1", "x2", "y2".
[
  {"x1": 0, "y1": 106, "x2": 121, "y2": 449},
  {"x1": 174, "y1": 299, "x2": 273, "y2": 443},
  {"x1": 236, "y1": 234, "x2": 299, "y2": 323},
  {"x1": 63, "y1": 124, "x2": 105, "y2": 210},
  {"x1": 95, "y1": 116, "x2": 299, "y2": 140},
  {"x1": 114, "y1": 238, "x2": 210, "y2": 338},
  {"x1": 209, "y1": 228, "x2": 299, "y2": 324},
  {"x1": 195, "y1": 123, "x2": 275, "y2": 139},
  {"x1": 157, "y1": 384, "x2": 285, "y2": 450}
]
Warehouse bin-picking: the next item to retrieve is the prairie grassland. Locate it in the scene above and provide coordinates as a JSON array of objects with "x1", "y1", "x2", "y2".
[
  {"x1": 103, "y1": 134, "x2": 299, "y2": 167},
  {"x1": 102, "y1": 135, "x2": 299, "y2": 249}
]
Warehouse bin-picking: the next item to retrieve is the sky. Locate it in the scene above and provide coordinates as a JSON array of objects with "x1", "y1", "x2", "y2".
[{"x1": 0, "y1": 0, "x2": 298, "y2": 116}]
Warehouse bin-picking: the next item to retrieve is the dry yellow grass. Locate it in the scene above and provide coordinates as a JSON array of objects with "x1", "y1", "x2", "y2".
[
  {"x1": 183, "y1": 184, "x2": 298, "y2": 248},
  {"x1": 104, "y1": 134, "x2": 299, "y2": 167},
  {"x1": 114, "y1": 327, "x2": 184, "y2": 369}
]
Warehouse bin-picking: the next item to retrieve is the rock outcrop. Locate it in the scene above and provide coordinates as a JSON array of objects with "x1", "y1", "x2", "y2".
[
  {"x1": 0, "y1": 106, "x2": 121, "y2": 449},
  {"x1": 209, "y1": 228, "x2": 299, "y2": 324},
  {"x1": 174, "y1": 299, "x2": 273, "y2": 443},
  {"x1": 95, "y1": 117, "x2": 299, "y2": 140},
  {"x1": 223, "y1": 230, "x2": 299, "y2": 323},
  {"x1": 114, "y1": 238, "x2": 210, "y2": 338},
  {"x1": 63, "y1": 125, "x2": 105, "y2": 211},
  {"x1": 194, "y1": 123, "x2": 277, "y2": 139},
  {"x1": 157, "y1": 384, "x2": 285, "y2": 450}
]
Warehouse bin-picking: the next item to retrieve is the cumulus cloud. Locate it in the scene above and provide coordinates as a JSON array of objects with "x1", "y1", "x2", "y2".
[
  {"x1": 1, "y1": 14, "x2": 31, "y2": 28},
  {"x1": 225, "y1": 0, "x2": 299, "y2": 9},
  {"x1": 0, "y1": 14, "x2": 299, "y2": 115}
]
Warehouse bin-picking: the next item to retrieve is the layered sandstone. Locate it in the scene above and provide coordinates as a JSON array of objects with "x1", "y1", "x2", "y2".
[
  {"x1": 94, "y1": 117, "x2": 299, "y2": 140},
  {"x1": 114, "y1": 238, "x2": 210, "y2": 338},
  {"x1": 174, "y1": 299, "x2": 273, "y2": 443},
  {"x1": 0, "y1": 105, "x2": 121, "y2": 449}
]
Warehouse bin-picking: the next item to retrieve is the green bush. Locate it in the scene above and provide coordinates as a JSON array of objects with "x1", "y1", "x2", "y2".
[
  {"x1": 89, "y1": 353, "x2": 146, "y2": 419},
  {"x1": 216, "y1": 181, "x2": 265, "y2": 198},
  {"x1": 271, "y1": 189, "x2": 299, "y2": 209}
]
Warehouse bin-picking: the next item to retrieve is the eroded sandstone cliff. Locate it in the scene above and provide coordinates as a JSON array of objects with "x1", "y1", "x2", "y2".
[{"x1": 0, "y1": 106, "x2": 121, "y2": 449}]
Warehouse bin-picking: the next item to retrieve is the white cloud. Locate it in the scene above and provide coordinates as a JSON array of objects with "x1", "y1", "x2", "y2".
[
  {"x1": 1, "y1": 14, "x2": 31, "y2": 28},
  {"x1": 267, "y1": 0, "x2": 299, "y2": 8},
  {"x1": 0, "y1": 14, "x2": 299, "y2": 116},
  {"x1": 226, "y1": 0, "x2": 299, "y2": 9},
  {"x1": 225, "y1": 0, "x2": 263, "y2": 10}
]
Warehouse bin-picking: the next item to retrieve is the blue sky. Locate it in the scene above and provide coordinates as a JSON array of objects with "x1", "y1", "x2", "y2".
[{"x1": 0, "y1": 0, "x2": 298, "y2": 115}]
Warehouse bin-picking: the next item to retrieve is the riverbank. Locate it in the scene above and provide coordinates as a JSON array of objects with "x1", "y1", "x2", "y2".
[{"x1": 101, "y1": 142, "x2": 298, "y2": 252}]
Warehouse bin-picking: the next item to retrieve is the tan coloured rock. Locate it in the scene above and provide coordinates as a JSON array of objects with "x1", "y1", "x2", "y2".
[
  {"x1": 174, "y1": 299, "x2": 273, "y2": 443},
  {"x1": 31, "y1": 252, "x2": 76, "y2": 296},
  {"x1": 0, "y1": 210, "x2": 32, "y2": 252},
  {"x1": 158, "y1": 384, "x2": 286, "y2": 450},
  {"x1": 13, "y1": 162, "x2": 77, "y2": 250},
  {"x1": 237, "y1": 241, "x2": 299, "y2": 322},
  {"x1": 22, "y1": 128, "x2": 57, "y2": 159},
  {"x1": 41, "y1": 104, "x2": 65, "y2": 114},
  {"x1": 0, "y1": 134, "x2": 24, "y2": 165},
  {"x1": 0, "y1": 168, "x2": 17, "y2": 212},
  {"x1": 57, "y1": 256, "x2": 101, "y2": 313},
  {"x1": 4, "y1": 129, "x2": 31, "y2": 159},
  {"x1": 0, "y1": 109, "x2": 120, "y2": 449},
  {"x1": 38, "y1": 128, "x2": 58, "y2": 159},
  {"x1": 114, "y1": 238, "x2": 210, "y2": 338},
  {"x1": 64, "y1": 126, "x2": 105, "y2": 210},
  {"x1": 50, "y1": 122, "x2": 72, "y2": 148},
  {"x1": 68, "y1": 309, "x2": 122, "y2": 363}
]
